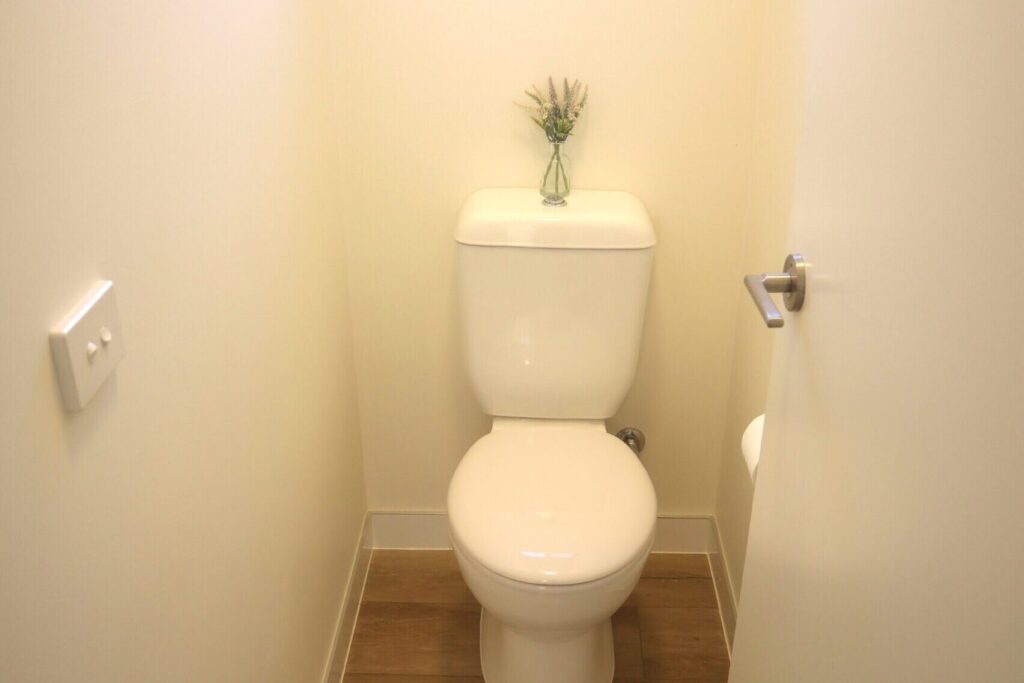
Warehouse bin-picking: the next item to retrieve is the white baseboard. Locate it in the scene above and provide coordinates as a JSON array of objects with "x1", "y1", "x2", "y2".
[
  {"x1": 356, "y1": 512, "x2": 735, "y2": 664},
  {"x1": 708, "y1": 516, "x2": 739, "y2": 651},
  {"x1": 321, "y1": 512, "x2": 373, "y2": 683},
  {"x1": 651, "y1": 515, "x2": 718, "y2": 552},
  {"x1": 368, "y1": 511, "x2": 718, "y2": 553},
  {"x1": 371, "y1": 511, "x2": 450, "y2": 549}
]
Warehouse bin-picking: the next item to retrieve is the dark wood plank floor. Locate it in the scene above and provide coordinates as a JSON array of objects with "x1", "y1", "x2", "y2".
[{"x1": 332, "y1": 550, "x2": 729, "y2": 683}]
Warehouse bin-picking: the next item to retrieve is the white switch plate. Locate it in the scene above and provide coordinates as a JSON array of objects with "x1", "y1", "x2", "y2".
[{"x1": 49, "y1": 280, "x2": 126, "y2": 412}]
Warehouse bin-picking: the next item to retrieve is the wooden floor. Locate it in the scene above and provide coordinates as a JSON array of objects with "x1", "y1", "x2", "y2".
[{"x1": 331, "y1": 550, "x2": 730, "y2": 683}]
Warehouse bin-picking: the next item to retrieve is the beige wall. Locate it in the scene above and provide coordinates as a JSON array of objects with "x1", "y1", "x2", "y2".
[
  {"x1": 714, "y1": 0, "x2": 805, "y2": 600},
  {"x1": 0, "y1": 2, "x2": 808, "y2": 675},
  {"x1": 0, "y1": 3, "x2": 365, "y2": 681},
  {"x1": 332, "y1": 0, "x2": 763, "y2": 513}
]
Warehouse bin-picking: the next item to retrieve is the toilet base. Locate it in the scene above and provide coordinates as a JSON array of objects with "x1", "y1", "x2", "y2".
[{"x1": 479, "y1": 608, "x2": 614, "y2": 683}]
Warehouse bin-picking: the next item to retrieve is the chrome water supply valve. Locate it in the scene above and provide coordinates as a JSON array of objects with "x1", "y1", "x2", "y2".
[{"x1": 616, "y1": 427, "x2": 646, "y2": 455}]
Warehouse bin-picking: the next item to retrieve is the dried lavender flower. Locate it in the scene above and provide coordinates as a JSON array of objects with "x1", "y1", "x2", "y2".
[{"x1": 518, "y1": 76, "x2": 588, "y2": 143}]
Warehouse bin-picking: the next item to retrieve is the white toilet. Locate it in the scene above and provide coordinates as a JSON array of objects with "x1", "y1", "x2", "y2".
[{"x1": 448, "y1": 188, "x2": 658, "y2": 683}]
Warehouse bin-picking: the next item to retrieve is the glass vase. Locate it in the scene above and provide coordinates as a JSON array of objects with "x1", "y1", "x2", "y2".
[{"x1": 540, "y1": 142, "x2": 570, "y2": 206}]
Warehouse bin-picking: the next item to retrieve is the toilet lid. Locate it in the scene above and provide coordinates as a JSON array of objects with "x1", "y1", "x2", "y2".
[{"x1": 447, "y1": 421, "x2": 657, "y2": 586}]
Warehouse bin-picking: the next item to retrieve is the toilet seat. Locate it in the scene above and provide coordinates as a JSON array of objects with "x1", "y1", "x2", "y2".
[{"x1": 448, "y1": 419, "x2": 657, "y2": 586}]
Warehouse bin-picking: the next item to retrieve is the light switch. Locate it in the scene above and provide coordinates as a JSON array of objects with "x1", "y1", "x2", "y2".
[{"x1": 49, "y1": 281, "x2": 126, "y2": 412}]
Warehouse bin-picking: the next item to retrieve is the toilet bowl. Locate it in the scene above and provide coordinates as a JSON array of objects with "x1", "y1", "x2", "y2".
[
  {"x1": 453, "y1": 188, "x2": 657, "y2": 682},
  {"x1": 448, "y1": 418, "x2": 656, "y2": 683}
]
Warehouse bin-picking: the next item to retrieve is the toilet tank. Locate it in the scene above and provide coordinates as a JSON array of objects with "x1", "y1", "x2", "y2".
[{"x1": 456, "y1": 188, "x2": 655, "y2": 419}]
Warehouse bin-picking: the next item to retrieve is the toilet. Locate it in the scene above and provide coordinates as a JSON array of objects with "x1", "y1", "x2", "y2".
[{"x1": 448, "y1": 188, "x2": 658, "y2": 683}]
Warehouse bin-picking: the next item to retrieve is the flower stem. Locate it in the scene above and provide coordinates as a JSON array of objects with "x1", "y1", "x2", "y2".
[
  {"x1": 554, "y1": 143, "x2": 562, "y2": 195},
  {"x1": 554, "y1": 146, "x2": 560, "y2": 195},
  {"x1": 556, "y1": 145, "x2": 568, "y2": 194},
  {"x1": 542, "y1": 146, "x2": 556, "y2": 192}
]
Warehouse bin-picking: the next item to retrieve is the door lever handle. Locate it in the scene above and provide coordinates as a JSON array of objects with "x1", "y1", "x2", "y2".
[{"x1": 744, "y1": 253, "x2": 806, "y2": 328}]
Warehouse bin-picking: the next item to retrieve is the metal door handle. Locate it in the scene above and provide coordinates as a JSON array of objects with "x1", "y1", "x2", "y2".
[{"x1": 744, "y1": 253, "x2": 806, "y2": 328}]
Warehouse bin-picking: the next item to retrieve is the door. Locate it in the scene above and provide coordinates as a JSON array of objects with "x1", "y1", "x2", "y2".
[{"x1": 729, "y1": 3, "x2": 1022, "y2": 682}]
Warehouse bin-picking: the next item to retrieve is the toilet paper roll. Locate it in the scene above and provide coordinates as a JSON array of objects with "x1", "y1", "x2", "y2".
[{"x1": 741, "y1": 414, "x2": 765, "y2": 481}]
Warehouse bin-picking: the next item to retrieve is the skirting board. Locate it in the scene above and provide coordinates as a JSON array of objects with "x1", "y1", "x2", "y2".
[
  {"x1": 708, "y1": 516, "x2": 739, "y2": 650},
  {"x1": 367, "y1": 511, "x2": 738, "y2": 646},
  {"x1": 321, "y1": 513, "x2": 373, "y2": 683},
  {"x1": 336, "y1": 511, "x2": 739, "y2": 672},
  {"x1": 370, "y1": 511, "x2": 719, "y2": 552}
]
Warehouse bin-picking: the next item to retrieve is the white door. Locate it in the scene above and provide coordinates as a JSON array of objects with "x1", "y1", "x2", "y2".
[{"x1": 729, "y1": 3, "x2": 1022, "y2": 682}]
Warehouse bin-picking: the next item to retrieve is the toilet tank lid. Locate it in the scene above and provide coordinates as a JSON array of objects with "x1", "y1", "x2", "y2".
[{"x1": 456, "y1": 188, "x2": 656, "y2": 249}]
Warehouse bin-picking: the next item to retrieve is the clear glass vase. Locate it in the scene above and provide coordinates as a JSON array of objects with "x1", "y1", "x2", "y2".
[{"x1": 540, "y1": 142, "x2": 570, "y2": 206}]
